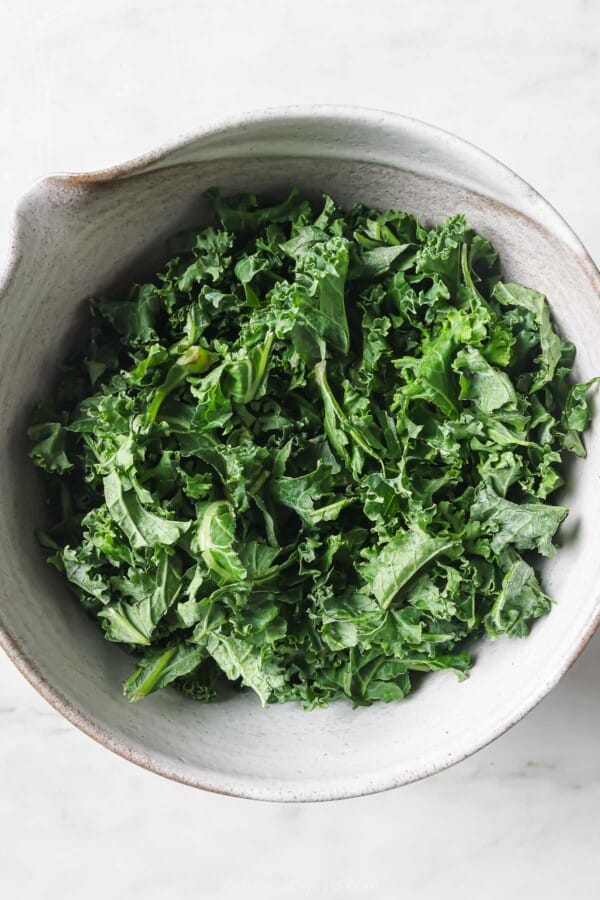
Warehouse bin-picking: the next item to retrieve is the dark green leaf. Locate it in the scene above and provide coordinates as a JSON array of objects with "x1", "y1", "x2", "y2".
[{"x1": 28, "y1": 189, "x2": 595, "y2": 709}]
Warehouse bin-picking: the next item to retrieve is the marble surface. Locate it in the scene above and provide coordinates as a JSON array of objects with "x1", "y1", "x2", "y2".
[{"x1": 1, "y1": 1, "x2": 599, "y2": 896}]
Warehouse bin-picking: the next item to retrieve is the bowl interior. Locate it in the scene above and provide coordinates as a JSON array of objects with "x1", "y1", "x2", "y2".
[{"x1": 1, "y1": 113, "x2": 599, "y2": 800}]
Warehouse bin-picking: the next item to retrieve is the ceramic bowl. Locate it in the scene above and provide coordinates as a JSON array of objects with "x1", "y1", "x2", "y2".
[{"x1": 1, "y1": 107, "x2": 599, "y2": 802}]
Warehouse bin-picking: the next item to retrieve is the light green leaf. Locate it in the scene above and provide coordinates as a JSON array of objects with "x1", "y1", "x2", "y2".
[{"x1": 194, "y1": 501, "x2": 247, "y2": 584}]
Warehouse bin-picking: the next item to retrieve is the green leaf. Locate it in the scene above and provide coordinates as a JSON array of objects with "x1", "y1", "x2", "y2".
[
  {"x1": 61, "y1": 545, "x2": 111, "y2": 606},
  {"x1": 222, "y1": 332, "x2": 274, "y2": 403},
  {"x1": 313, "y1": 360, "x2": 382, "y2": 474},
  {"x1": 295, "y1": 236, "x2": 351, "y2": 355},
  {"x1": 147, "y1": 344, "x2": 220, "y2": 423},
  {"x1": 124, "y1": 642, "x2": 205, "y2": 700},
  {"x1": 28, "y1": 187, "x2": 596, "y2": 708},
  {"x1": 99, "y1": 549, "x2": 183, "y2": 645},
  {"x1": 561, "y1": 377, "x2": 600, "y2": 457},
  {"x1": 361, "y1": 526, "x2": 459, "y2": 609},
  {"x1": 177, "y1": 227, "x2": 233, "y2": 290},
  {"x1": 94, "y1": 284, "x2": 162, "y2": 347},
  {"x1": 401, "y1": 327, "x2": 460, "y2": 418},
  {"x1": 194, "y1": 501, "x2": 247, "y2": 584},
  {"x1": 471, "y1": 482, "x2": 568, "y2": 557},
  {"x1": 103, "y1": 469, "x2": 190, "y2": 548},
  {"x1": 203, "y1": 633, "x2": 286, "y2": 706},
  {"x1": 98, "y1": 602, "x2": 155, "y2": 645},
  {"x1": 485, "y1": 557, "x2": 551, "y2": 638},
  {"x1": 270, "y1": 462, "x2": 349, "y2": 527},
  {"x1": 28, "y1": 421, "x2": 73, "y2": 473},
  {"x1": 207, "y1": 187, "x2": 309, "y2": 234},
  {"x1": 357, "y1": 244, "x2": 411, "y2": 279},
  {"x1": 415, "y1": 214, "x2": 468, "y2": 294},
  {"x1": 454, "y1": 346, "x2": 517, "y2": 413},
  {"x1": 493, "y1": 282, "x2": 562, "y2": 389}
]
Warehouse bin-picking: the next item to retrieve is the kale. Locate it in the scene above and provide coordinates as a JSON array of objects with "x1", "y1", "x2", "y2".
[{"x1": 28, "y1": 189, "x2": 597, "y2": 708}]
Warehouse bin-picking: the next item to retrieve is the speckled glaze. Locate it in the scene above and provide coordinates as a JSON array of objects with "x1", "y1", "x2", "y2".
[{"x1": 1, "y1": 107, "x2": 599, "y2": 802}]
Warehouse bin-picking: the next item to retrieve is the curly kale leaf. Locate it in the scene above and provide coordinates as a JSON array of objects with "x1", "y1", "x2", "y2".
[{"x1": 28, "y1": 189, "x2": 596, "y2": 708}]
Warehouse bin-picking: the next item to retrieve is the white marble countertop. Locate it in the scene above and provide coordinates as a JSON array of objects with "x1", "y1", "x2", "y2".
[{"x1": 1, "y1": 1, "x2": 599, "y2": 897}]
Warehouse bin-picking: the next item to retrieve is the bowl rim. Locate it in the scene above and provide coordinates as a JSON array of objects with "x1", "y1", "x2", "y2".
[{"x1": 2, "y1": 104, "x2": 600, "y2": 802}]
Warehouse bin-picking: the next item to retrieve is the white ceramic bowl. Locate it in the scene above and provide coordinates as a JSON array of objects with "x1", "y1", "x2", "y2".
[{"x1": 1, "y1": 107, "x2": 599, "y2": 802}]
